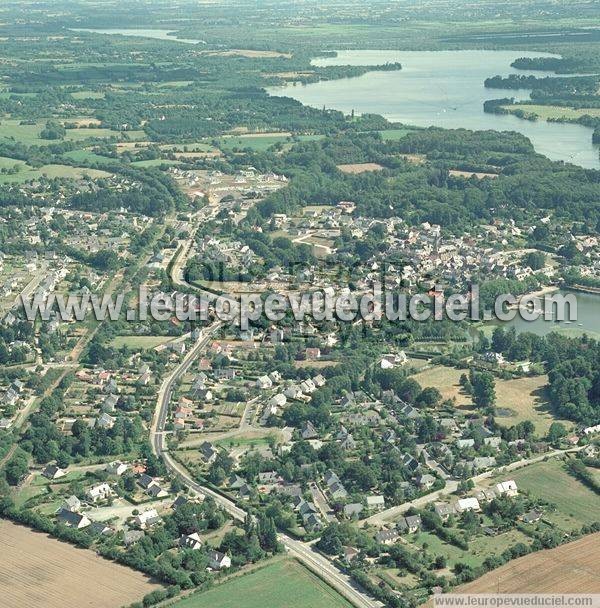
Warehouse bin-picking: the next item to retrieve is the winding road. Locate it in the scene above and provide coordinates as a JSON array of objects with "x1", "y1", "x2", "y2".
[{"x1": 149, "y1": 320, "x2": 380, "y2": 608}]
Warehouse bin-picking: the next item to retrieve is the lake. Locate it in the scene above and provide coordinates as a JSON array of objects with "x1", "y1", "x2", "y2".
[
  {"x1": 267, "y1": 49, "x2": 600, "y2": 169},
  {"x1": 72, "y1": 28, "x2": 205, "y2": 45},
  {"x1": 497, "y1": 289, "x2": 600, "y2": 338}
]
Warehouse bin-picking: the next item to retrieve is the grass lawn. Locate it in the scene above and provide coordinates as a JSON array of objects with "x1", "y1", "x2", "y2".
[
  {"x1": 412, "y1": 365, "x2": 568, "y2": 434},
  {"x1": 412, "y1": 365, "x2": 471, "y2": 407},
  {"x1": 170, "y1": 559, "x2": 352, "y2": 608},
  {"x1": 62, "y1": 149, "x2": 121, "y2": 164},
  {"x1": 0, "y1": 163, "x2": 112, "y2": 183},
  {"x1": 110, "y1": 335, "x2": 172, "y2": 350},
  {"x1": 510, "y1": 459, "x2": 599, "y2": 530},
  {"x1": 131, "y1": 159, "x2": 182, "y2": 167},
  {"x1": 494, "y1": 374, "x2": 572, "y2": 434},
  {"x1": 379, "y1": 128, "x2": 415, "y2": 140}
]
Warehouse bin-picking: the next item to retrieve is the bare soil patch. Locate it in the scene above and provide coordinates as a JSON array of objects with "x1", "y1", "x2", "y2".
[
  {"x1": 0, "y1": 519, "x2": 162, "y2": 608},
  {"x1": 337, "y1": 162, "x2": 384, "y2": 174}
]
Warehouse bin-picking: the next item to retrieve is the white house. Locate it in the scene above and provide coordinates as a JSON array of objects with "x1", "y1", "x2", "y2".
[
  {"x1": 256, "y1": 375, "x2": 273, "y2": 390},
  {"x1": 86, "y1": 483, "x2": 114, "y2": 503},
  {"x1": 207, "y1": 550, "x2": 231, "y2": 570},
  {"x1": 456, "y1": 497, "x2": 481, "y2": 512},
  {"x1": 135, "y1": 508, "x2": 161, "y2": 529},
  {"x1": 106, "y1": 461, "x2": 128, "y2": 476},
  {"x1": 495, "y1": 480, "x2": 518, "y2": 497}
]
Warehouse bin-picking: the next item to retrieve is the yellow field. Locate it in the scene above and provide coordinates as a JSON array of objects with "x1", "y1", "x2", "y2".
[
  {"x1": 456, "y1": 532, "x2": 600, "y2": 593},
  {"x1": 0, "y1": 520, "x2": 162, "y2": 608}
]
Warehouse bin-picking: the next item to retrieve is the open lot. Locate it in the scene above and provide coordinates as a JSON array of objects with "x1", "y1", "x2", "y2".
[
  {"x1": 508, "y1": 459, "x2": 599, "y2": 529},
  {"x1": 412, "y1": 365, "x2": 566, "y2": 433},
  {"x1": 337, "y1": 162, "x2": 384, "y2": 174},
  {"x1": 169, "y1": 559, "x2": 352, "y2": 608},
  {"x1": 0, "y1": 520, "x2": 162, "y2": 608},
  {"x1": 456, "y1": 532, "x2": 600, "y2": 593}
]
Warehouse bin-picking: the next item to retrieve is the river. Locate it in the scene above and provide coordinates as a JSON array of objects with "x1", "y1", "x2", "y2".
[
  {"x1": 71, "y1": 28, "x2": 205, "y2": 45},
  {"x1": 267, "y1": 49, "x2": 600, "y2": 169}
]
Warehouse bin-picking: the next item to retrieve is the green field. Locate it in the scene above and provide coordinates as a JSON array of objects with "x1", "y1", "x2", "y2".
[
  {"x1": 110, "y1": 335, "x2": 173, "y2": 350},
  {"x1": 217, "y1": 133, "x2": 322, "y2": 152},
  {"x1": 379, "y1": 128, "x2": 415, "y2": 140},
  {"x1": 504, "y1": 104, "x2": 600, "y2": 121},
  {"x1": 510, "y1": 459, "x2": 599, "y2": 529},
  {"x1": 170, "y1": 559, "x2": 352, "y2": 608},
  {"x1": 0, "y1": 163, "x2": 112, "y2": 184}
]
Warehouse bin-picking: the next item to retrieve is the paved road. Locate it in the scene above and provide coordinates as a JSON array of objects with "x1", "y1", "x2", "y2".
[
  {"x1": 150, "y1": 321, "x2": 380, "y2": 608},
  {"x1": 363, "y1": 445, "x2": 585, "y2": 527}
]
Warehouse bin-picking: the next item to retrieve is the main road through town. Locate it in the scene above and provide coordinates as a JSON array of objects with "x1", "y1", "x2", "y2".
[{"x1": 150, "y1": 321, "x2": 380, "y2": 608}]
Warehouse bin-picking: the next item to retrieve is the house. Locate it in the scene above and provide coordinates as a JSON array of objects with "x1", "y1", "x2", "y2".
[
  {"x1": 329, "y1": 481, "x2": 348, "y2": 500},
  {"x1": 405, "y1": 515, "x2": 422, "y2": 533},
  {"x1": 89, "y1": 522, "x2": 113, "y2": 536},
  {"x1": 456, "y1": 438, "x2": 475, "y2": 449},
  {"x1": 473, "y1": 456, "x2": 496, "y2": 470},
  {"x1": 343, "y1": 503, "x2": 364, "y2": 519},
  {"x1": 256, "y1": 375, "x2": 273, "y2": 390},
  {"x1": 228, "y1": 474, "x2": 247, "y2": 490},
  {"x1": 401, "y1": 453, "x2": 419, "y2": 473},
  {"x1": 340, "y1": 434, "x2": 356, "y2": 451},
  {"x1": 86, "y1": 483, "x2": 113, "y2": 503},
  {"x1": 96, "y1": 412, "x2": 116, "y2": 429},
  {"x1": 434, "y1": 502, "x2": 456, "y2": 521},
  {"x1": 258, "y1": 471, "x2": 281, "y2": 485},
  {"x1": 147, "y1": 482, "x2": 169, "y2": 498},
  {"x1": 102, "y1": 394, "x2": 119, "y2": 412},
  {"x1": 137, "y1": 473, "x2": 156, "y2": 489},
  {"x1": 61, "y1": 495, "x2": 81, "y2": 513},
  {"x1": 302, "y1": 512, "x2": 323, "y2": 532},
  {"x1": 199, "y1": 441, "x2": 218, "y2": 464},
  {"x1": 366, "y1": 495, "x2": 385, "y2": 512},
  {"x1": 343, "y1": 546, "x2": 360, "y2": 564},
  {"x1": 207, "y1": 550, "x2": 231, "y2": 570},
  {"x1": 495, "y1": 480, "x2": 518, "y2": 497},
  {"x1": 123, "y1": 530, "x2": 145, "y2": 546},
  {"x1": 172, "y1": 495, "x2": 189, "y2": 510},
  {"x1": 179, "y1": 532, "x2": 203, "y2": 550},
  {"x1": 135, "y1": 509, "x2": 161, "y2": 529},
  {"x1": 305, "y1": 347, "x2": 321, "y2": 360},
  {"x1": 284, "y1": 385, "x2": 303, "y2": 400},
  {"x1": 56, "y1": 509, "x2": 91, "y2": 529},
  {"x1": 301, "y1": 421, "x2": 318, "y2": 440},
  {"x1": 522, "y1": 509, "x2": 542, "y2": 524},
  {"x1": 299, "y1": 378, "x2": 316, "y2": 394},
  {"x1": 106, "y1": 461, "x2": 128, "y2": 476},
  {"x1": 483, "y1": 437, "x2": 502, "y2": 449},
  {"x1": 376, "y1": 528, "x2": 400, "y2": 545},
  {"x1": 456, "y1": 497, "x2": 481, "y2": 512},
  {"x1": 313, "y1": 374, "x2": 326, "y2": 387},
  {"x1": 416, "y1": 473, "x2": 436, "y2": 490},
  {"x1": 42, "y1": 464, "x2": 67, "y2": 480}
]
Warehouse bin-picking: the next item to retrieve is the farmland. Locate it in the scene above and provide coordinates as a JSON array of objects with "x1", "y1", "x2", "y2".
[
  {"x1": 169, "y1": 559, "x2": 353, "y2": 608},
  {"x1": 0, "y1": 520, "x2": 162, "y2": 608},
  {"x1": 456, "y1": 532, "x2": 600, "y2": 593}
]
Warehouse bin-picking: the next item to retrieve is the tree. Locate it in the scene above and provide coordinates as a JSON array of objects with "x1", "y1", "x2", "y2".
[
  {"x1": 5, "y1": 448, "x2": 29, "y2": 485},
  {"x1": 547, "y1": 422, "x2": 567, "y2": 444},
  {"x1": 471, "y1": 370, "x2": 496, "y2": 413}
]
